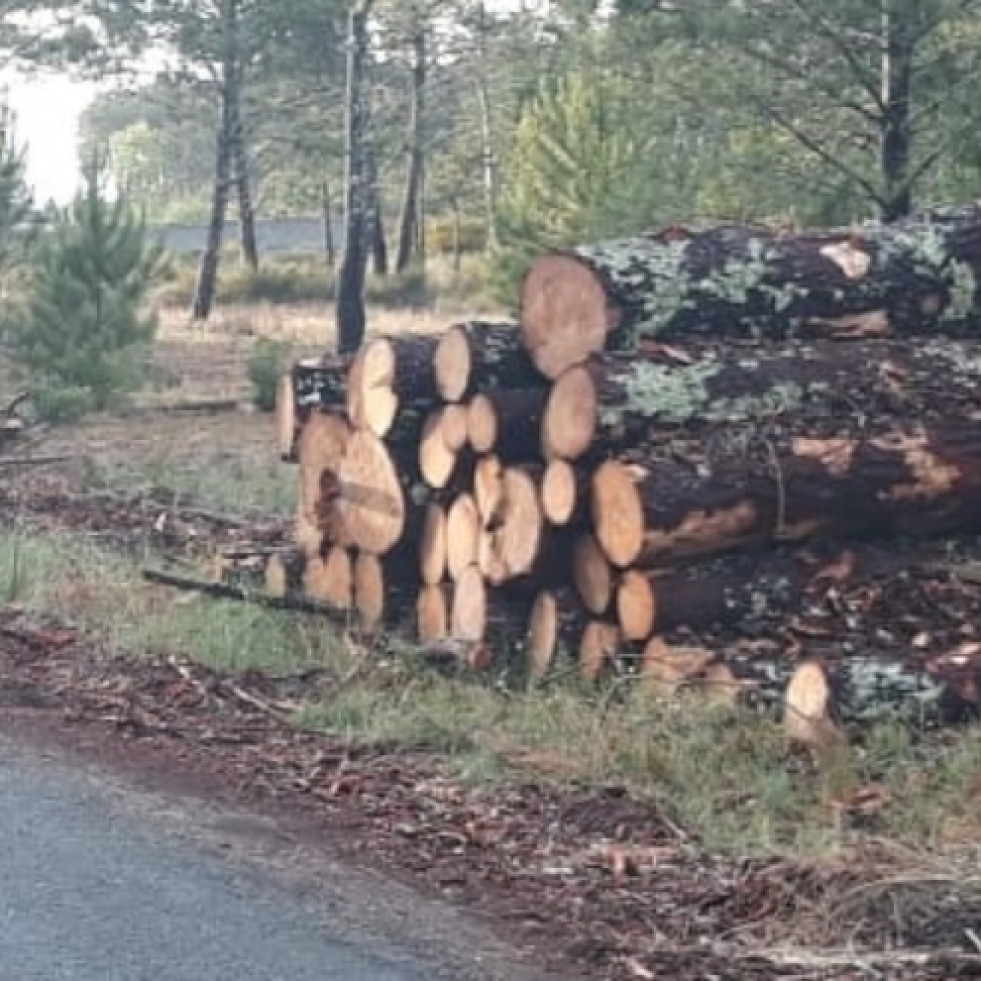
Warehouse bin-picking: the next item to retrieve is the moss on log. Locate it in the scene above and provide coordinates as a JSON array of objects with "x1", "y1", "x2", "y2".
[{"x1": 521, "y1": 204, "x2": 981, "y2": 378}]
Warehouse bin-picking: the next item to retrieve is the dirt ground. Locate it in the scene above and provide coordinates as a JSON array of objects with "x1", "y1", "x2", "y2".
[{"x1": 3, "y1": 309, "x2": 981, "y2": 979}]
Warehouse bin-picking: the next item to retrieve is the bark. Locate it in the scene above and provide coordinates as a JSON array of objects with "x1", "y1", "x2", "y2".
[
  {"x1": 467, "y1": 387, "x2": 549, "y2": 460},
  {"x1": 322, "y1": 178, "x2": 335, "y2": 268},
  {"x1": 336, "y1": 0, "x2": 375, "y2": 354},
  {"x1": 228, "y1": 59, "x2": 259, "y2": 273},
  {"x1": 289, "y1": 357, "x2": 350, "y2": 418},
  {"x1": 592, "y1": 421, "x2": 981, "y2": 569},
  {"x1": 191, "y1": 0, "x2": 235, "y2": 322},
  {"x1": 347, "y1": 333, "x2": 442, "y2": 436},
  {"x1": 520, "y1": 204, "x2": 981, "y2": 378},
  {"x1": 395, "y1": 26, "x2": 426, "y2": 274},
  {"x1": 880, "y1": 0, "x2": 914, "y2": 222},
  {"x1": 369, "y1": 146, "x2": 389, "y2": 277},
  {"x1": 433, "y1": 321, "x2": 535, "y2": 402},
  {"x1": 549, "y1": 337, "x2": 981, "y2": 461}
]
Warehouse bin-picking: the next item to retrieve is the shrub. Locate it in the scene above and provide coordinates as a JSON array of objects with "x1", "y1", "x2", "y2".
[{"x1": 247, "y1": 337, "x2": 291, "y2": 411}]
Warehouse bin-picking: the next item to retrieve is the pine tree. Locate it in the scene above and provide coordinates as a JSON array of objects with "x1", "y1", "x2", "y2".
[
  {"x1": 11, "y1": 155, "x2": 167, "y2": 415},
  {"x1": 0, "y1": 107, "x2": 34, "y2": 295}
]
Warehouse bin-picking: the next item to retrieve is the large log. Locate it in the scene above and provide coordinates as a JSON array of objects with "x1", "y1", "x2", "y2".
[
  {"x1": 347, "y1": 334, "x2": 441, "y2": 437},
  {"x1": 433, "y1": 321, "x2": 540, "y2": 401},
  {"x1": 592, "y1": 422, "x2": 981, "y2": 568},
  {"x1": 545, "y1": 339, "x2": 981, "y2": 461},
  {"x1": 520, "y1": 205, "x2": 981, "y2": 378}
]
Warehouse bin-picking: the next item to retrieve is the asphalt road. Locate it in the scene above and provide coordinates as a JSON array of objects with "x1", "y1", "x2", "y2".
[{"x1": 0, "y1": 745, "x2": 434, "y2": 981}]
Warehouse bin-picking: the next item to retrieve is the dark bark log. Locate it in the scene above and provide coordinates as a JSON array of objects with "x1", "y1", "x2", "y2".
[
  {"x1": 347, "y1": 334, "x2": 442, "y2": 437},
  {"x1": 433, "y1": 321, "x2": 536, "y2": 403},
  {"x1": 520, "y1": 204, "x2": 981, "y2": 378},
  {"x1": 336, "y1": 0, "x2": 374, "y2": 354},
  {"x1": 467, "y1": 387, "x2": 549, "y2": 460},
  {"x1": 551, "y1": 337, "x2": 981, "y2": 461},
  {"x1": 592, "y1": 421, "x2": 981, "y2": 568}
]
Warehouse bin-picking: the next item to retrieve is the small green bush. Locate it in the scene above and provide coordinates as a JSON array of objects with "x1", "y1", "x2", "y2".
[
  {"x1": 247, "y1": 337, "x2": 291, "y2": 411},
  {"x1": 9, "y1": 155, "x2": 167, "y2": 416},
  {"x1": 31, "y1": 384, "x2": 96, "y2": 423}
]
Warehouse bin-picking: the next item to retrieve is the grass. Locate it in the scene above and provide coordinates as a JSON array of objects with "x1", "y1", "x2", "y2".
[{"x1": 4, "y1": 523, "x2": 978, "y2": 858}]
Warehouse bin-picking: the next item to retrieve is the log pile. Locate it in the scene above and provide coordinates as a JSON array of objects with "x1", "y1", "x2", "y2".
[{"x1": 275, "y1": 204, "x2": 981, "y2": 725}]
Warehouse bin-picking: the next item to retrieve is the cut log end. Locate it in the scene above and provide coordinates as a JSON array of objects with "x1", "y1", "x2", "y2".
[
  {"x1": 305, "y1": 546, "x2": 353, "y2": 610},
  {"x1": 467, "y1": 394, "x2": 497, "y2": 455},
  {"x1": 640, "y1": 637, "x2": 716, "y2": 697},
  {"x1": 616, "y1": 570, "x2": 657, "y2": 642},
  {"x1": 592, "y1": 460, "x2": 645, "y2": 568},
  {"x1": 451, "y1": 565, "x2": 487, "y2": 641},
  {"x1": 275, "y1": 374, "x2": 296, "y2": 459},
  {"x1": 265, "y1": 554, "x2": 289, "y2": 599},
  {"x1": 541, "y1": 459, "x2": 578, "y2": 527},
  {"x1": 420, "y1": 503, "x2": 448, "y2": 586},
  {"x1": 527, "y1": 591, "x2": 558, "y2": 681},
  {"x1": 336, "y1": 430, "x2": 405, "y2": 555},
  {"x1": 416, "y1": 585, "x2": 449, "y2": 643},
  {"x1": 474, "y1": 454, "x2": 504, "y2": 527},
  {"x1": 434, "y1": 323, "x2": 471, "y2": 402},
  {"x1": 354, "y1": 551, "x2": 385, "y2": 631},
  {"x1": 573, "y1": 534, "x2": 614, "y2": 615},
  {"x1": 349, "y1": 338, "x2": 398, "y2": 437},
  {"x1": 496, "y1": 468, "x2": 543, "y2": 579},
  {"x1": 520, "y1": 254, "x2": 616, "y2": 380},
  {"x1": 784, "y1": 661, "x2": 842, "y2": 748},
  {"x1": 542, "y1": 364, "x2": 597, "y2": 461},
  {"x1": 446, "y1": 493, "x2": 480, "y2": 581},
  {"x1": 580, "y1": 621, "x2": 619, "y2": 680},
  {"x1": 419, "y1": 410, "x2": 458, "y2": 489},
  {"x1": 297, "y1": 410, "x2": 351, "y2": 551},
  {"x1": 441, "y1": 403, "x2": 470, "y2": 452}
]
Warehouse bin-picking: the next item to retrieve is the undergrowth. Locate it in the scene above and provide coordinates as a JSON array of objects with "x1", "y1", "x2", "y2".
[{"x1": 2, "y1": 524, "x2": 980, "y2": 857}]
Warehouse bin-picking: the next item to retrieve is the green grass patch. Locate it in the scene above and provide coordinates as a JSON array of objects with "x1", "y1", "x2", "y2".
[{"x1": 3, "y1": 524, "x2": 981, "y2": 858}]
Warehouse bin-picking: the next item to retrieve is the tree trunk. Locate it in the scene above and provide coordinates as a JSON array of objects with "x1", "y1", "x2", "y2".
[
  {"x1": 544, "y1": 337, "x2": 981, "y2": 462},
  {"x1": 369, "y1": 145, "x2": 389, "y2": 277},
  {"x1": 395, "y1": 26, "x2": 426, "y2": 274},
  {"x1": 880, "y1": 0, "x2": 914, "y2": 222},
  {"x1": 191, "y1": 0, "x2": 236, "y2": 322},
  {"x1": 592, "y1": 422, "x2": 981, "y2": 569},
  {"x1": 228, "y1": 60, "x2": 259, "y2": 273},
  {"x1": 520, "y1": 205, "x2": 981, "y2": 378},
  {"x1": 322, "y1": 178, "x2": 335, "y2": 268},
  {"x1": 336, "y1": 0, "x2": 375, "y2": 354}
]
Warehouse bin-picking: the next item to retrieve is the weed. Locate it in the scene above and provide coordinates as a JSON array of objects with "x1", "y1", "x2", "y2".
[{"x1": 246, "y1": 337, "x2": 291, "y2": 412}]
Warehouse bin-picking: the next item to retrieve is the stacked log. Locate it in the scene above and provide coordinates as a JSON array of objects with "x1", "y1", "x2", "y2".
[{"x1": 274, "y1": 203, "x2": 981, "y2": 717}]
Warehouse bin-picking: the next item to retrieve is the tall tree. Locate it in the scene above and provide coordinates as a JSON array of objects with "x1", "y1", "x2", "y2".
[{"x1": 336, "y1": 0, "x2": 375, "y2": 354}]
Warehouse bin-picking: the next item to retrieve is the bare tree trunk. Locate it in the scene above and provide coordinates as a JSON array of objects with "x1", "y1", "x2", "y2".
[
  {"x1": 475, "y1": 75, "x2": 497, "y2": 249},
  {"x1": 336, "y1": 0, "x2": 375, "y2": 354},
  {"x1": 880, "y1": 0, "x2": 914, "y2": 221},
  {"x1": 191, "y1": 0, "x2": 236, "y2": 322},
  {"x1": 451, "y1": 196, "x2": 461, "y2": 274},
  {"x1": 322, "y1": 178, "x2": 335, "y2": 268},
  {"x1": 367, "y1": 145, "x2": 388, "y2": 276},
  {"x1": 228, "y1": 65, "x2": 259, "y2": 272},
  {"x1": 395, "y1": 27, "x2": 426, "y2": 274}
]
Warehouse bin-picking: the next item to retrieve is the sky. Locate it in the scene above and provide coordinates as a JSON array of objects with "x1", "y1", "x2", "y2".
[
  {"x1": 4, "y1": 0, "x2": 555, "y2": 205},
  {"x1": 5, "y1": 72, "x2": 102, "y2": 204}
]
